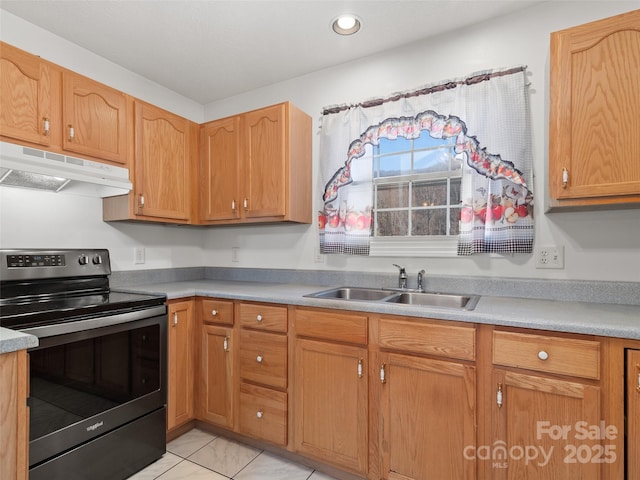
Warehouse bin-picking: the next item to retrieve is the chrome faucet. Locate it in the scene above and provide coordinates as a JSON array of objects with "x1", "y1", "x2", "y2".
[
  {"x1": 417, "y1": 269, "x2": 426, "y2": 292},
  {"x1": 393, "y1": 264, "x2": 408, "y2": 289}
]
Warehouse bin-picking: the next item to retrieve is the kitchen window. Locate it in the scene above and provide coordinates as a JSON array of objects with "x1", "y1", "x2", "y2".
[{"x1": 369, "y1": 133, "x2": 462, "y2": 257}]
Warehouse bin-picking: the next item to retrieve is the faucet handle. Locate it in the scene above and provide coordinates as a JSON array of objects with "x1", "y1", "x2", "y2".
[{"x1": 393, "y1": 263, "x2": 406, "y2": 274}]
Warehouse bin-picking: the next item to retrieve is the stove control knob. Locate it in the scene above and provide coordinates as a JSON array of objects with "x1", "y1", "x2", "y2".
[
  {"x1": 78, "y1": 254, "x2": 89, "y2": 265},
  {"x1": 92, "y1": 255, "x2": 103, "y2": 265}
]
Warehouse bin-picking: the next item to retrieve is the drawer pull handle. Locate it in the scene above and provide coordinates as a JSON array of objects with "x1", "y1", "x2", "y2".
[
  {"x1": 562, "y1": 168, "x2": 569, "y2": 188},
  {"x1": 256, "y1": 410, "x2": 264, "y2": 419},
  {"x1": 172, "y1": 312, "x2": 178, "y2": 326},
  {"x1": 43, "y1": 117, "x2": 50, "y2": 135},
  {"x1": 538, "y1": 350, "x2": 549, "y2": 361},
  {"x1": 256, "y1": 355, "x2": 263, "y2": 364},
  {"x1": 256, "y1": 314, "x2": 263, "y2": 322},
  {"x1": 357, "y1": 358, "x2": 363, "y2": 379},
  {"x1": 68, "y1": 124, "x2": 75, "y2": 141},
  {"x1": 497, "y1": 383, "x2": 503, "y2": 408},
  {"x1": 211, "y1": 309, "x2": 218, "y2": 316},
  {"x1": 380, "y1": 363, "x2": 386, "y2": 384},
  {"x1": 223, "y1": 337, "x2": 229, "y2": 352},
  {"x1": 231, "y1": 199, "x2": 236, "y2": 211},
  {"x1": 636, "y1": 364, "x2": 640, "y2": 393}
]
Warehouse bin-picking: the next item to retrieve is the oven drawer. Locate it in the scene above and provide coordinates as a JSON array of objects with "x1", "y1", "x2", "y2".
[
  {"x1": 200, "y1": 298, "x2": 234, "y2": 325},
  {"x1": 239, "y1": 383, "x2": 287, "y2": 446},
  {"x1": 238, "y1": 303, "x2": 287, "y2": 333},
  {"x1": 239, "y1": 329, "x2": 287, "y2": 389},
  {"x1": 493, "y1": 330, "x2": 600, "y2": 379}
]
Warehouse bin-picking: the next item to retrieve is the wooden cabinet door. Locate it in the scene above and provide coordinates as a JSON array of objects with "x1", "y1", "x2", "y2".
[
  {"x1": 0, "y1": 42, "x2": 51, "y2": 146},
  {"x1": 294, "y1": 338, "x2": 368, "y2": 474},
  {"x1": 198, "y1": 324, "x2": 234, "y2": 428},
  {"x1": 200, "y1": 116, "x2": 241, "y2": 221},
  {"x1": 0, "y1": 350, "x2": 28, "y2": 480},
  {"x1": 243, "y1": 103, "x2": 286, "y2": 219},
  {"x1": 62, "y1": 71, "x2": 128, "y2": 164},
  {"x1": 134, "y1": 101, "x2": 191, "y2": 221},
  {"x1": 167, "y1": 300, "x2": 194, "y2": 430},
  {"x1": 628, "y1": 349, "x2": 640, "y2": 479},
  {"x1": 489, "y1": 369, "x2": 601, "y2": 479},
  {"x1": 379, "y1": 352, "x2": 476, "y2": 480},
  {"x1": 549, "y1": 10, "x2": 640, "y2": 204}
]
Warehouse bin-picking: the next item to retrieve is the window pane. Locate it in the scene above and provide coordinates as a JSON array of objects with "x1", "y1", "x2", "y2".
[
  {"x1": 450, "y1": 208, "x2": 460, "y2": 236},
  {"x1": 413, "y1": 134, "x2": 452, "y2": 150},
  {"x1": 414, "y1": 148, "x2": 451, "y2": 173},
  {"x1": 452, "y1": 152, "x2": 464, "y2": 171},
  {"x1": 377, "y1": 183, "x2": 409, "y2": 209},
  {"x1": 450, "y1": 178, "x2": 461, "y2": 205},
  {"x1": 376, "y1": 211, "x2": 408, "y2": 236},
  {"x1": 378, "y1": 136, "x2": 412, "y2": 153},
  {"x1": 378, "y1": 153, "x2": 411, "y2": 177},
  {"x1": 411, "y1": 209, "x2": 447, "y2": 236},
  {"x1": 412, "y1": 180, "x2": 448, "y2": 207}
]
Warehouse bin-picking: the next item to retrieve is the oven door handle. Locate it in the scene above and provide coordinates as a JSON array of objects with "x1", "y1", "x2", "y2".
[{"x1": 20, "y1": 305, "x2": 167, "y2": 338}]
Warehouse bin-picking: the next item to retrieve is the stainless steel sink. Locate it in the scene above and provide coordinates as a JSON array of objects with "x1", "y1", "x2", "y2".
[
  {"x1": 304, "y1": 287, "x2": 398, "y2": 301},
  {"x1": 384, "y1": 291, "x2": 480, "y2": 310},
  {"x1": 305, "y1": 286, "x2": 480, "y2": 310}
]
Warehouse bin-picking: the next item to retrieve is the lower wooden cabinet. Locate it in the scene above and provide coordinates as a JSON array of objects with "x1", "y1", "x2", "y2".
[
  {"x1": 627, "y1": 349, "x2": 640, "y2": 479},
  {"x1": 197, "y1": 324, "x2": 234, "y2": 428},
  {"x1": 0, "y1": 349, "x2": 28, "y2": 480},
  {"x1": 293, "y1": 308, "x2": 369, "y2": 475},
  {"x1": 378, "y1": 352, "x2": 476, "y2": 480},
  {"x1": 167, "y1": 299, "x2": 195, "y2": 431}
]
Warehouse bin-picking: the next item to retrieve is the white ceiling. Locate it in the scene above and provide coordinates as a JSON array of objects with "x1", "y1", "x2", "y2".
[{"x1": 1, "y1": 0, "x2": 544, "y2": 105}]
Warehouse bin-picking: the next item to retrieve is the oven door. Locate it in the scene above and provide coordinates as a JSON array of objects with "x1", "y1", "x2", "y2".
[{"x1": 23, "y1": 306, "x2": 167, "y2": 468}]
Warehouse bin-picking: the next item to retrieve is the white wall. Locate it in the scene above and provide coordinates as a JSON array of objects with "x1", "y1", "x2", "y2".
[{"x1": 1, "y1": 3, "x2": 639, "y2": 282}]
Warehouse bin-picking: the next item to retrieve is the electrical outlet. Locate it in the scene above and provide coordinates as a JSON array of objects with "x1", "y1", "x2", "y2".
[
  {"x1": 231, "y1": 247, "x2": 240, "y2": 263},
  {"x1": 134, "y1": 246, "x2": 145, "y2": 264},
  {"x1": 535, "y1": 245, "x2": 564, "y2": 269}
]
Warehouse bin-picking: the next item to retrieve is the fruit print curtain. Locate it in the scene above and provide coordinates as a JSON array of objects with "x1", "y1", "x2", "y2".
[{"x1": 318, "y1": 66, "x2": 533, "y2": 255}]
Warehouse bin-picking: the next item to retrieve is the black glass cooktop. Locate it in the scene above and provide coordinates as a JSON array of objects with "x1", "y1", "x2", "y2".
[{"x1": 0, "y1": 290, "x2": 166, "y2": 330}]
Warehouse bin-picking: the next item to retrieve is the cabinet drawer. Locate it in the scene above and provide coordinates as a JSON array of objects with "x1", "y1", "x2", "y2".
[
  {"x1": 239, "y1": 383, "x2": 287, "y2": 446},
  {"x1": 239, "y1": 303, "x2": 287, "y2": 333},
  {"x1": 199, "y1": 298, "x2": 233, "y2": 325},
  {"x1": 493, "y1": 331, "x2": 600, "y2": 380},
  {"x1": 239, "y1": 330, "x2": 287, "y2": 389},
  {"x1": 378, "y1": 317, "x2": 475, "y2": 361},
  {"x1": 295, "y1": 308, "x2": 368, "y2": 345}
]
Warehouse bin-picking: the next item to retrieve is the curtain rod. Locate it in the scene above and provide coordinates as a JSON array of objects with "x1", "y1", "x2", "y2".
[{"x1": 322, "y1": 66, "x2": 526, "y2": 116}]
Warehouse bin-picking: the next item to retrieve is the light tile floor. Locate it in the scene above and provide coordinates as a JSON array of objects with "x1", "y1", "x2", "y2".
[{"x1": 128, "y1": 428, "x2": 339, "y2": 480}]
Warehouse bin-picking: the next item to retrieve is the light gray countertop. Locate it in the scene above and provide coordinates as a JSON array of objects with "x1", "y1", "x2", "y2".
[
  {"x1": 0, "y1": 327, "x2": 38, "y2": 354},
  {"x1": 116, "y1": 280, "x2": 640, "y2": 340}
]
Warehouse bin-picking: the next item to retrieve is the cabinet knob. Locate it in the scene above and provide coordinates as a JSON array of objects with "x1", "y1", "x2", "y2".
[
  {"x1": 256, "y1": 314, "x2": 263, "y2": 322},
  {"x1": 211, "y1": 309, "x2": 218, "y2": 316},
  {"x1": 256, "y1": 410, "x2": 264, "y2": 419},
  {"x1": 537, "y1": 350, "x2": 549, "y2": 361},
  {"x1": 256, "y1": 355, "x2": 263, "y2": 364}
]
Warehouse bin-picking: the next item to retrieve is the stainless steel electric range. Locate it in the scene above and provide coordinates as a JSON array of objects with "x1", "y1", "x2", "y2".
[{"x1": 0, "y1": 248, "x2": 168, "y2": 480}]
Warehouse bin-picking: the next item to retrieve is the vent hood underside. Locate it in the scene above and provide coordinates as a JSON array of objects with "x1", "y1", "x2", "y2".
[{"x1": 0, "y1": 141, "x2": 132, "y2": 197}]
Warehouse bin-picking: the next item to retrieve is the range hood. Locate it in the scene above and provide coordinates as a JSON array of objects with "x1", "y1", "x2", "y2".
[{"x1": 0, "y1": 141, "x2": 132, "y2": 197}]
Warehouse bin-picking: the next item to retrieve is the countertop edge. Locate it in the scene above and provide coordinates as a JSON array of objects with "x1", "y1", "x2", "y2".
[{"x1": 0, "y1": 327, "x2": 39, "y2": 354}]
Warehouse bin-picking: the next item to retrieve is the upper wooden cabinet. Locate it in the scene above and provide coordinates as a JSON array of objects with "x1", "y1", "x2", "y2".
[
  {"x1": 199, "y1": 102, "x2": 312, "y2": 225},
  {"x1": 103, "y1": 101, "x2": 197, "y2": 223},
  {"x1": 549, "y1": 10, "x2": 640, "y2": 209},
  {"x1": 0, "y1": 42, "x2": 51, "y2": 147},
  {"x1": 62, "y1": 71, "x2": 129, "y2": 164}
]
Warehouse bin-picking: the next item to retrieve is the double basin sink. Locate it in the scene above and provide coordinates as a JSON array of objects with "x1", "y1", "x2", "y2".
[{"x1": 305, "y1": 286, "x2": 480, "y2": 311}]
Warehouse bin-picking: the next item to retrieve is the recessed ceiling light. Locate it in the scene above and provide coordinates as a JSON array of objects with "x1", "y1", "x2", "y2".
[{"x1": 332, "y1": 14, "x2": 361, "y2": 36}]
